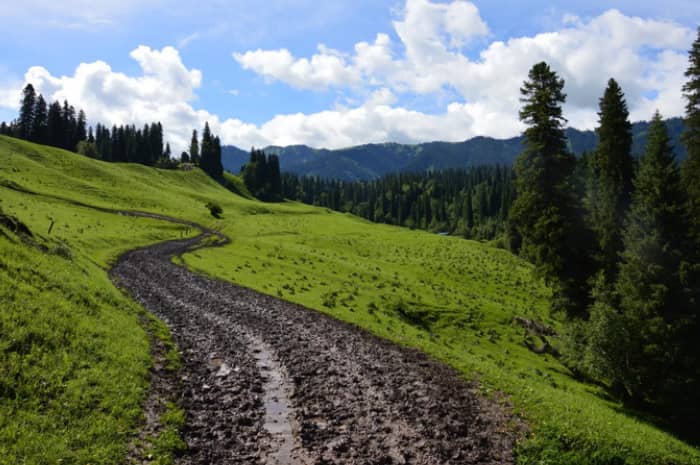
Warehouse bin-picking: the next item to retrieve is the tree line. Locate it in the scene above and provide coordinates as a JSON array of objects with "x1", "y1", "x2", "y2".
[
  {"x1": 241, "y1": 149, "x2": 282, "y2": 200},
  {"x1": 1, "y1": 84, "x2": 224, "y2": 179},
  {"x1": 0, "y1": 84, "x2": 87, "y2": 152},
  {"x1": 281, "y1": 166, "x2": 514, "y2": 241},
  {"x1": 182, "y1": 124, "x2": 224, "y2": 179},
  {"x1": 506, "y1": 29, "x2": 700, "y2": 432},
  {"x1": 90, "y1": 122, "x2": 171, "y2": 166}
]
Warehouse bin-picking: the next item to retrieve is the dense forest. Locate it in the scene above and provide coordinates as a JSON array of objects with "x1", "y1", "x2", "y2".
[
  {"x1": 281, "y1": 166, "x2": 514, "y2": 241},
  {"x1": 241, "y1": 149, "x2": 282, "y2": 201},
  {"x1": 1, "y1": 85, "x2": 224, "y2": 179},
  {"x1": 0, "y1": 84, "x2": 88, "y2": 153},
  {"x1": 504, "y1": 28, "x2": 700, "y2": 434}
]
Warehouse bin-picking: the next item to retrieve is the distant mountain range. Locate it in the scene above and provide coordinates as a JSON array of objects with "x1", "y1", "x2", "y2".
[{"x1": 222, "y1": 117, "x2": 685, "y2": 181}]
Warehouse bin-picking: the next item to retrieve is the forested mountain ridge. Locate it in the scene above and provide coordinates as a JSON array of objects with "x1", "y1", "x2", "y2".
[{"x1": 222, "y1": 117, "x2": 685, "y2": 181}]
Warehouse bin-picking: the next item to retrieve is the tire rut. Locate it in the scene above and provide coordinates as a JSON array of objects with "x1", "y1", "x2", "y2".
[{"x1": 111, "y1": 229, "x2": 518, "y2": 465}]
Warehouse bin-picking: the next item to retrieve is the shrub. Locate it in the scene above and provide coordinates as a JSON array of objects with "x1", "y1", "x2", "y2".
[{"x1": 205, "y1": 202, "x2": 222, "y2": 218}]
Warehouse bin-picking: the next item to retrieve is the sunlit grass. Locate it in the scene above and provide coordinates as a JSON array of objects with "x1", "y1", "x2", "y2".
[{"x1": 2, "y1": 135, "x2": 699, "y2": 464}]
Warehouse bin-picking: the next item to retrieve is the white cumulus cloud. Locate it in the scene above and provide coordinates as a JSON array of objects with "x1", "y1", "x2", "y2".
[
  {"x1": 1, "y1": 1, "x2": 696, "y2": 153},
  {"x1": 232, "y1": 2, "x2": 694, "y2": 140}
]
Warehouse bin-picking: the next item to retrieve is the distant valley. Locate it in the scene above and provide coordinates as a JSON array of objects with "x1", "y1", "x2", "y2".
[{"x1": 223, "y1": 117, "x2": 685, "y2": 181}]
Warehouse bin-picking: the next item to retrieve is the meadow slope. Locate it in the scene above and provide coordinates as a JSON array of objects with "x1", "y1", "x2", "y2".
[{"x1": 1, "y1": 136, "x2": 698, "y2": 464}]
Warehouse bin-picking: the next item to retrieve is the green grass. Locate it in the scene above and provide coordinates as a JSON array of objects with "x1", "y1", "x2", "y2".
[
  {"x1": 182, "y1": 207, "x2": 700, "y2": 465},
  {"x1": 0, "y1": 209, "x2": 186, "y2": 464},
  {"x1": 1, "y1": 135, "x2": 699, "y2": 464}
]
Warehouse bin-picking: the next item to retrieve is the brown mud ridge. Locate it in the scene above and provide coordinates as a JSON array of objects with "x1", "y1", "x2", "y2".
[{"x1": 111, "y1": 228, "x2": 518, "y2": 465}]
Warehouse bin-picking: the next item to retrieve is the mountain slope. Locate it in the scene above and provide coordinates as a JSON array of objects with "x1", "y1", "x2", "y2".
[
  {"x1": 3, "y1": 136, "x2": 698, "y2": 465},
  {"x1": 223, "y1": 118, "x2": 685, "y2": 181}
]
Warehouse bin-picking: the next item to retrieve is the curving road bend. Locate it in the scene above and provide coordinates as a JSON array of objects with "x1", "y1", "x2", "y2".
[{"x1": 111, "y1": 229, "x2": 517, "y2": 465}]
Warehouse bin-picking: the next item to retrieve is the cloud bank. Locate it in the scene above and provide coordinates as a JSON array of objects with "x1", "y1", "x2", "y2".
[{"x1": 0, "y1": 0, "x2": 695, "y2": 151}]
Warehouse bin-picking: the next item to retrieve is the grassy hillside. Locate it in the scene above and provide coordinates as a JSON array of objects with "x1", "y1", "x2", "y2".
[
  {"x1": 182, "y1": 205, "x2": 700, "y2": 465},
  {"x1": 1, "y1": 135, "x2": 699, "y2": 464}
]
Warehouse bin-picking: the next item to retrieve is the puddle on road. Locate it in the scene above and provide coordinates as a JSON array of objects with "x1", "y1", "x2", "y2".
[
  {"x1": 197, "y1": 307, "x2": 309, "y2": 464},
  {"x1": 248, "y1": 337, "x2": 308, "y2": 465}
]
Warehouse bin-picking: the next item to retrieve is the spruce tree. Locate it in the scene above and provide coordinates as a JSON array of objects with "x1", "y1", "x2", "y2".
[
  {"x1": 18, "y1": 83, "x2": 37, "y2": 140},
  {"x1": 508, "y1": 62, "x2": 592, "y2": 318},
  {"x1": 75, "y1": 109, "x2": 87, "y2": 146},
  {"x1": 682, "y1": 27, "x2": 700, "y2": 247},
  {"x1": 268, "y1": 153, "x2": 281, "y2": 198},
  {"x1": 61, "y1": 101, "x2": 76, "y2": 150},
  {"x1": 212, "y1": 135, "x2": 224, "y2": 178},
  {"x1": 589, "y1": 79, "x2": 634, "y2": 285},
  {"x1": 592, "y1": 113, "x2": 695, "y2": 416},
  {"x1": 47, "y1": 101, "x2": 63, "y2": 147},
  {"x1": 679, "y1": 29, "x2": 700, "y2": 420},
  {"x1": 200, "y1": 122, "x2": 214, "y2": 175},
  {"x1": 189, "y1": 129, "x2": 199, "y2": 165},
  {"x1": 31, "y1": 94, "x2": 48, "y2": 144}
]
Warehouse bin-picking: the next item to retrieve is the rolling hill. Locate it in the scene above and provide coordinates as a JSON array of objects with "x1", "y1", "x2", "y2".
[
  {"x1": 222, "y1": 117, "x2": 685, "y2": 181},
  {"x1": 2, "y1": 135, "x2": 699, "y2": 465}
]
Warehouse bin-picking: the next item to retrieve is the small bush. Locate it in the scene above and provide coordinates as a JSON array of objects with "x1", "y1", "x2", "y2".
[{"x1": 205, "y1": 202, "x2": 222, "y2": 218}]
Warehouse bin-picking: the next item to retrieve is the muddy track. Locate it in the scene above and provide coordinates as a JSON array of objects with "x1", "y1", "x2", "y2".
[{"x1": 111, "y1": 226, "x2": 518, "y2": 465}]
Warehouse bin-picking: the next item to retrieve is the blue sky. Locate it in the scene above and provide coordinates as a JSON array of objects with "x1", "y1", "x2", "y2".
[{"x1": 1, "y1": 1, "x2": 698, "y2": 150}]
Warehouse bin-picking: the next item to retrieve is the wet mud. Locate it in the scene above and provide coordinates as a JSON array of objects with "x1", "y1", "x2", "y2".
[{"x1": 111, "y1": 231, "x2": 518, "y2": 465}]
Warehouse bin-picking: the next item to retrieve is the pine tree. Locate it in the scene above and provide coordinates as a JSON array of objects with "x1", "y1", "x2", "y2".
[
  {"x1": 18, "y1": 83, "x2": 37, "y2": 140},
  {"x1": 164, "y1": 142, "x2": 171, "y2": 159},
  {"x1": 200, "y1": 122, "x2": 214, "y2": 175},
  {"x1": 47, "y1": 101, "x2": 63, "y2": 147},
  {"x1": 508, "y1": 62, "x2": 592, "y2": 318},
  {"x1": 679, "y1": 29, "x2": 700, "y2": 420},
  {"x1": 150, "y1": 122, "x2": 163, "y2": 165},
  {"x1": 589, "y1": 79, "x2": 634, "y2": 285},
  {"x1": 75, "y1": 109, "x2": 87, "y2": 146},
  {"x1": 31, "y1": 94, "x2": 48, "y2": 144},
  {"x1": 61, "y1": 101, "x2": 76, "y2": 150},
  {"x1": 591, "y1": 113, "x2": 696, "y2": 416},
  {"x1": 189, "y1": 129, "x2": 199, "y2": 165},
  {"x1": 268, "y1": 153, "x2": 281, "y2": 197},
  {"x1": 682, "y1": 27, "x2": 700, "y2": 247},
  {"x1": 212, "y1": 135, "x2": 223, "y2": 178}
]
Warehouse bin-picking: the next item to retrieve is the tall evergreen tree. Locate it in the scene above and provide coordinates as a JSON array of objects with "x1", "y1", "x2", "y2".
[
  {"x1": 47, "y1": 101, "x2": 64, "y2": 147},
  {"x1": 31, "y1": 94, "x2": 48, "y2": 144},
  {"x1": 508, "y1": 62, "x2": 592, "y2": 318},
  {"x1": 75, "y1": 109, "x2": 87, "y2": 145},
  {"x1": 682, "y1": 27, "x2": 700, "y2": 246},
  {"x1": 590, "y1": 113, "x2": 696, "y2": 418},
  {"x1": 200, "y1": 122, "x2": 214, "y2": 175},
  {"x1": 189, "y1": 129, "x2": 199, "y2": 165},
  {"x1": 150, "y1": 122, "x2": 163, "y2": 164},
  {"x1": 18, "y1": 84, "x2": 37, "y2": 140},
  {"x1": 164, "y1": 142, "x2": 171, "y2": 159},
  {"x1": 212, "y1": 135, "x2": 224, "y2": 178},
  {"x1": 61, "y1": 101, "x2": 76, "y2": 150},
  {"x1": 589, "y1": 79, "x2": 634, "y2": 285}
]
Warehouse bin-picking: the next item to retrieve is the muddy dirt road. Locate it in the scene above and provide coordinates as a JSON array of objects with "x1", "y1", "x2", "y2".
[{"x1": 111, "y1": 230, "x2": 517, "y2": 465}]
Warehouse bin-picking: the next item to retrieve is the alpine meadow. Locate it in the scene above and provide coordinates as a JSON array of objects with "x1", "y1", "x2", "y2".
[{"x1": 1, "y1": 2, "x2": 700, "y2": 465}]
